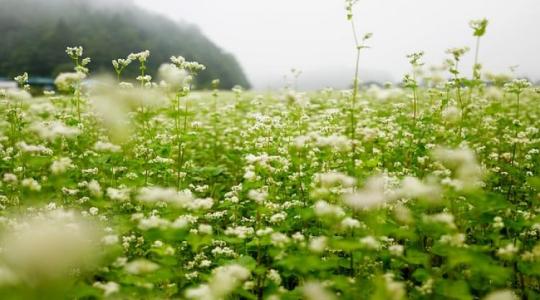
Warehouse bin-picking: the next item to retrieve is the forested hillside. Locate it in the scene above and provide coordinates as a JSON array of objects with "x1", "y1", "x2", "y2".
[{"x1": 0, "y1": 0, "x2": 250, "y2": 88}]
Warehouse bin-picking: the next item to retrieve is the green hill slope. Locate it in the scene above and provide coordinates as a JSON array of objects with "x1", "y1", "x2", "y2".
[{"x1": 0, "y1": 0, "x2": 250, "y2": 89}]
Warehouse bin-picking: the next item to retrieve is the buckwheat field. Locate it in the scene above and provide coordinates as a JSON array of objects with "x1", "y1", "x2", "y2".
[{"x1": 1, "y1": 1, "x2": 540, "y2": 300}]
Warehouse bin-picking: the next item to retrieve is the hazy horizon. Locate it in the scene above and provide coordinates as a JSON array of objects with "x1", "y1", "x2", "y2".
[{"x1": 134, "y1": 0, "x2": 540, "y2": 90}]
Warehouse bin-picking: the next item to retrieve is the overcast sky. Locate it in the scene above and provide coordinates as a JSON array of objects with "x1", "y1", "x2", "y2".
[{"x1": 134, "y1": 0, "x2": 540, "y2": 90}]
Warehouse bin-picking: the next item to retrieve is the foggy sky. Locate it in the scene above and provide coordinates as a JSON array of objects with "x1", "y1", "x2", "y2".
[{"x1": 134, "y1": 0, "x2": 540, "y2": 90}]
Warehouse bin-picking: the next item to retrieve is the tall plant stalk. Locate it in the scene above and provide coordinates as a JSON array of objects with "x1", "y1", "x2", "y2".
[
  {"x1": 65, "y1": 46, "x2": 90, "y2": 123},
  {"x1": 170, "y1": 56, "x2": 206, "y2": 188},
  {"x1": 469, "y1": 18, "x2": 488, "y2": 102},
  {"x1": 503, "y1": 79, "x2": 531, "y2": 201},
  {"x1": 346, "y1": 0, "x2": 372, "y2": 174}
]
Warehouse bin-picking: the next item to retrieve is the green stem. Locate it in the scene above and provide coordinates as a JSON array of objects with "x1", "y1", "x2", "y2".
[
  {"x1": 76, "y1": 87, "x2": 81, "y2": 123},
  {"x1": 177, "y1": 98, "x2": 190, "y2": 188},
  {"x1": 473, "y1": 37, "x2": 481, "y2": 80},
  {"x1": 350, "y1": 48, "x2": 361, "y2": 173},
  {"x1": 510, "y1": 93, "x2": 521, "y2": 168}
]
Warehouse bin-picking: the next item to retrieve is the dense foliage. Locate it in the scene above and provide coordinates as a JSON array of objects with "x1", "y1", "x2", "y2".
[
  {"x1": 1, "y1": 1, "x2": 539, "y2": 299},
  {"x1": 0, "y1": 44, "x2": 539, "y2": 299},
  {"x1": 0, "y1": 0, "x2": 250, "y2": 89}
]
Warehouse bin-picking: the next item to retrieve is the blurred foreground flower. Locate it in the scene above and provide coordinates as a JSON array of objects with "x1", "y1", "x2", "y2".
[
  {"x1": 0, "y1": 209, "x2": 104, "y2": 299},
  {"x1": 0, "y1": 209, "x2": 101, "y2": 287},
  {"x1": 432, "y1": 147, "x2": 483, "y2": 191},
  {"x1": 185, "y1": 264, "x2": 250, "y2": 300},
  {"x1": 89, "y1": 76, "x2": 167, "y2": 142}
]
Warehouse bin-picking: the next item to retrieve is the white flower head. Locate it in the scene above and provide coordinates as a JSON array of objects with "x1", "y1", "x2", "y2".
[{"x1": 344, "y1": 175, "x2": 390, "y2": 210}]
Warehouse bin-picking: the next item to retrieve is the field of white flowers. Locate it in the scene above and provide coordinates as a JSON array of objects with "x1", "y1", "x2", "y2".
[{"x1": 1, "y1": 2, "x2": 540, "y2": 300}]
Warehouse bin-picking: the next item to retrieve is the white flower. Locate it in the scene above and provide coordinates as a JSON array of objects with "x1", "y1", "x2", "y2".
[
  {"x1": 314, "y1": 200, "x2": 345, "y2": 218},
  {"x1": 344, "y1": 175, "x2": 390, "y2": 210},
  {"x1": 424, "y1": 212, "x2": 456, "y2": 228},
  {"x1": 243, "y1": 170, "x2": 257, "y2": 181},
  {"x1": 248, "y1": 189, "x2": 268, "y2": 203},
  {"x1": 309, "y1": 236, "x2": 327, "y2": 253},
  {"x1": 65, "y1": 46, "x2": 83, "y2": 58},
  {"x1": 88, "y1": 180, "x2": 103, "y2": 197},
  {"x1": 137, "y1": 187, "x2": 179, "y2": 203},
  {"x1": 112, "y1": 58, "x2": 132, "y2": 75},
  {"x1": 18, "y1": 142, "x2": 53, "y2": 155},
  {"x1": 89, "y1": 207, "x2": 99, "y2": 216},
  {"x1": 119, "y1": 82, "x2": 134, "y2": 88},
  {"x1": 256, "y1": 227, "x2": 274, "y2": 236},
  {"x1": 211, "y1": 247, "x2": 236, "y2": 258},
  {"x1": 389, "y1": 244, "x2": 404, "y2": 256},
  {"x1": 225, "y1": 226, "x2": 254, "y2": 239},
  {"x1": 292, "y1": 232, "x2": 305, "y2": 242},
  {"x1": 21, "y1": 178, "x2": 41, "y2": 191},
  {"x1": 315, "y1": 135, "x2": 352, "y2": 152},
  {"x1": 497, "y1": 243, "x2": 519, "y2": 259},
  {"x1": 50, "y1": 157, "x2": 74, "y2": 175},
  {"x1": 232, "y1": 85, "x2": 243, "y2": 94},
  {"x1": 138, "y1": 215, "x2": 170, "y2": 230},
  {"x1": 93, "y1": 281, "x2": 120, "y2": 296},
  {"x1": 440, "y1": 233, "x2": 466, "y2": 247},
  {"x1": 484, "y1": 290, "x2": 518, "y2": 300},
  {"x1": 432, "y1": 147, "x2": 483, "y2": 190},
  {"x1": 170, "y1": 56, "x2": 186, "y2": 66},
  {"x1": 503, "y1": 79, "x2": 531, "y2": 94},
  {"x1": 136, "y1": 75, "x2": 152, "y2": 83},
  {"x1": 124, "y1": 259, "x2": 159, "y2": 275},
  {"x1": 315, "y1": 172, "x2": 356, "y2": 188},
  {"x1": 14, "y1": 72, "x2": 28, "y2": 85},
  {"x1": 359, "y1": 236, "x2": 380, "y2": 250},
  {"x1": 302, "y1": 281, "x2": 336, "y2": 300},
  {"x1": 94, "y1": 141, "x2": 121, "y2": 153},
  {"x1": 185, "y1": 285, "x2": 212, "y2": 300},
  {"x1": 398, "y1": 176, "x2": 440, "y2": 202},
  {"x1": 1, "y1": 210, "x2": 98, "y2": 282},
  {"x1": 269, "y1": 212, "x2": 287, "y2": 223},
  {"x1": 3, "y1": 173, "x2": 17, "y2": 184},
  {"x1": 158, "y1": 63, "x2": 186, "y2": 89},
  {"x1": 107, "y1": 187, "x2": 131, "y2": 201},
  {"x1": 341, "y1": 217, "x2": 361, "y2": 229},
  {"x1": 54, "y1": 72, "x2": 86, "y2": 92},
  {"x1": 270, "y1": 232, "x2": 290, "y2": 247},
  {"x1": 31, "y1": 121, "x2": 80, "y2": 140},
  {"x1": 267, "y1": 269, "x2": 282, "y2": 285},
  {"x1": 5, "y1": 89, "x2": 32, "y2": 101},
  {"x1": 170, "y1": 56, "x2": 206, "y2": 73},
  {"x1": 185, "y1": 198, "x2": 214, "y2": 211},
  {"x1": 186, "y1": 264, "x2": 250, "y2": 300},
  {"x1": 129, "y1": 50, "x2": 150, "y2": 62},
  {"x1": 198, "y1": 224, "x2": 213, "y2": 235},
  {"x1": 442, "y1": 106, "x2": 460, "y2": 123},
  {"x1": 81, "y1": 57, "x2": 91, "y2": 66}
]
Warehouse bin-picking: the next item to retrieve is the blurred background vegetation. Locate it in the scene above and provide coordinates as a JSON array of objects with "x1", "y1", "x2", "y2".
[{"x1": 0, "y1": 0, "x2": 251, "y2": 89}]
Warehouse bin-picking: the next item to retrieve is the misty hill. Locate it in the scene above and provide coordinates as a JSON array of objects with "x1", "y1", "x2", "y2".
[{"x1": 0, "y1": 0, "x2": 250, "y2": 89}]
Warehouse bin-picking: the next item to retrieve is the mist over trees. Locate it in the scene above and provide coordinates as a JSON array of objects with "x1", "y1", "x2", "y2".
[{"x1": 0, "y1": 0, "x2": 251, "y2": 89}]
